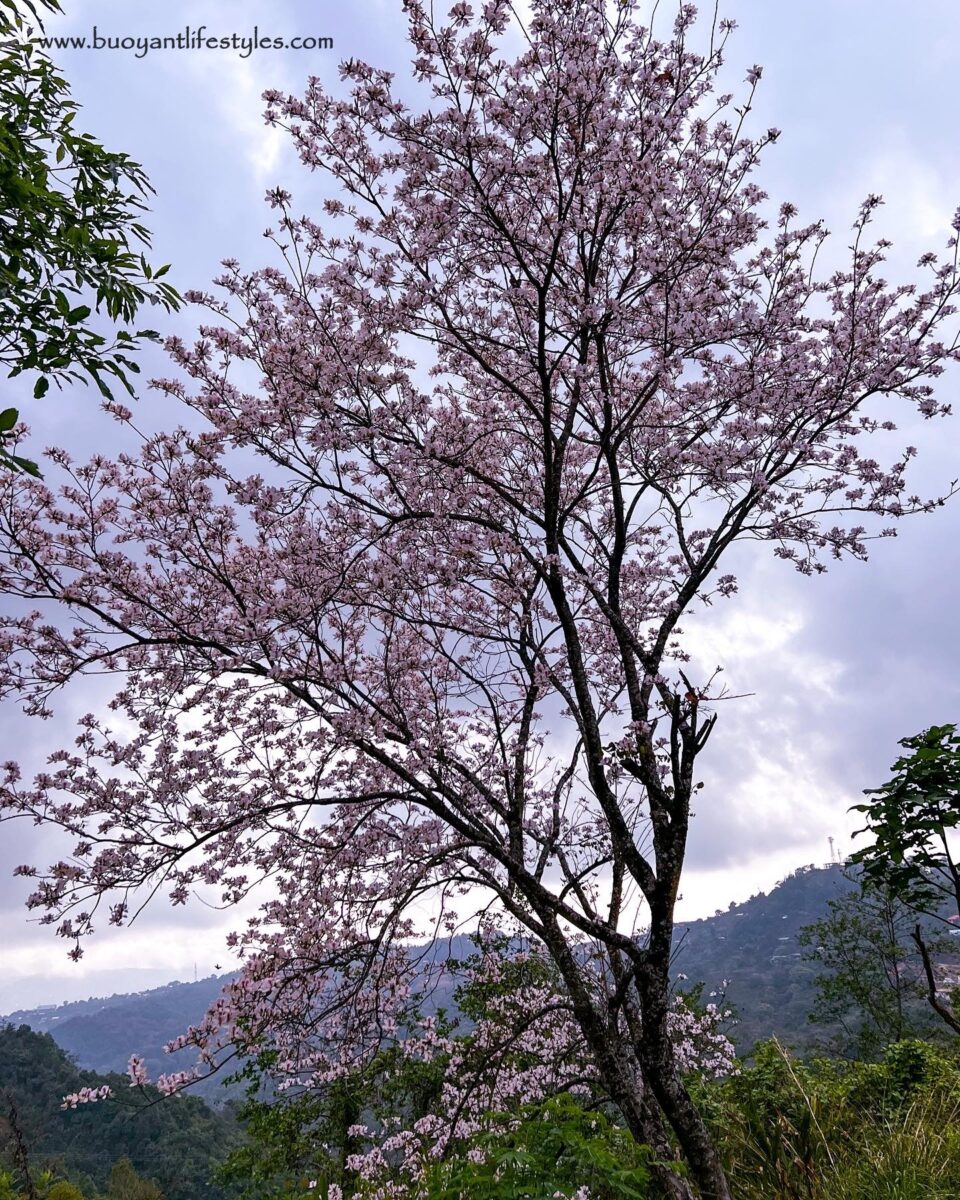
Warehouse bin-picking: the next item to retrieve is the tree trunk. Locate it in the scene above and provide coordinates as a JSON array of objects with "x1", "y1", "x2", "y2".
[
  {"x1": 636, "y1": 1091, "x2": 698, "y2": 1200},
  {"x1": 636, "y1": 973, "x2": 732, "y2": 1200},
  {"x1": 586, "y1": 1041, "x2": 696, "y2": 1200},
  {"x1": 596, "y1": 1061, "x2": 695, "y2": 1200},
  {"x1": 536, "y1": 923, "x2": 698, "y2": 1198}
]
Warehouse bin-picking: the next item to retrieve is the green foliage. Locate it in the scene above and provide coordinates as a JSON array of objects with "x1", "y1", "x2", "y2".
[
  {"x1": 422, "y1": 1096, "x2": 651, "y2": 1200},
  {"x1": 0, "y1": 1025, "x2": 236, "y2": 1200},
  {"x1": 697, "y1": 1039, "x2": 831, "y2": 1199},
  {"x1": 0, "y1": 1169, "x2": 86, "y2": 1200},
  {"x1": 104, "y1": 1159, "x2": 162, "y2": 1200},
  {"x1": 0, "y1": 0, "x2": 180, "y2": 472},
  {"x1": 43, "y1": 1183, "x2": 83, "y2": 1200},
  {"x1": 0, "y1": 1170, "x2": 23, "y2": 1200},
  {"x1": 824, "y1": 1092, "x2": 960, "y2": 1200},
  {"x1": 703, "y1": 1037, "x2": 960, "y2": 1200},
  {"x1": 850, "y1": 723, "x2": 960, "y2": 1036},
  {"x1": 214, "y1": 1088, "x2": 325, "y2": 1200},
  {"x1": 851, "y1": 725, "x2": 960, "y2": 912},
  {"x1": 797, "y1": 877, "x2": 934, "y2": 1058}
]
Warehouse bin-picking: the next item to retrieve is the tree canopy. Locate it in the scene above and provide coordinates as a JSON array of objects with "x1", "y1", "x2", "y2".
[
  {"x1": 0, "y1": 0, "x2": 179, "y2": 473},
  {"x1": 0, "y1": 1025, "x2": 236, "y2": 1200},
  {"x1": 851, "y1": 724, "x2": 960, "y2": 1036}
]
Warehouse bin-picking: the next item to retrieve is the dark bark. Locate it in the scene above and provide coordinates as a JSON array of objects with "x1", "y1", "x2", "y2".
[
  {"x1": 635, "y1": 971, "x2": 732, "y2": 1200},
  {"x1": 532, "y1": 918, "x2": 700, "y2": 1198},
  {"x1": 594, "y1": 1035, "x2": 697, "y2": 1200},
  {"x1": 912, "y1": 923, "x2": 960, "y2": 1035},
  {"x1": 3, "y1": 1094, "x2": 37, "y2": 1200}
]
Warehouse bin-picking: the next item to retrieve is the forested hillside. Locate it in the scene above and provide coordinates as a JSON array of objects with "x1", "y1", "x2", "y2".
[
  {"x1": 2, "y1": 978, "x2": 239, "y2": 1105},
  {"x1": 1, "y1": 938, "x2": 473, "y2": 1103},
  {"x1": 673, "y1": 862, "x2": 858, "y2": 1052},
  {"x1": 0, "y1": 1026, "x2": 237, "y2": 1200}
]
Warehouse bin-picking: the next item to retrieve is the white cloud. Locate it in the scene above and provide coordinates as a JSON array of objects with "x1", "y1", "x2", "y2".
[
  {"x1": 157, "y1": 0, "x2": 292, "y2": 183},
  {"x1": 841, "y1": 135, "x2": 959, "y2": 257}
]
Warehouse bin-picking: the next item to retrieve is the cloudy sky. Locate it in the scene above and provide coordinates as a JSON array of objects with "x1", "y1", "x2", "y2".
[{"x1": 1, "y1": 0, "x2": 959, "y2": 1012}]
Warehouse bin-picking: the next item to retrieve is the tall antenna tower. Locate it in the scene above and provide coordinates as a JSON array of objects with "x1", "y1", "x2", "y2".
[{"x1": 828, "y1": 836, "x2": 836, "y2": 864}]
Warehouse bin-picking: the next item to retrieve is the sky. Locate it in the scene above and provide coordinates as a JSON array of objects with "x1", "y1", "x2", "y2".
[{"x1": 1, "y1": 0, "x2": 959, "y2": 1012}]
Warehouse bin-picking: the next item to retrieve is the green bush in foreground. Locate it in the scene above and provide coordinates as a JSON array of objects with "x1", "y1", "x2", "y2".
[
  {"x1": 699, "y1": 1038, "x2": 960, "y2": 1200},
  {"x1": 422, "y1": 1096, "x2": 652, "y2": 1200},
  {"x1": 218, "y1": 1035, "x2": 960, "y2": 1199}
]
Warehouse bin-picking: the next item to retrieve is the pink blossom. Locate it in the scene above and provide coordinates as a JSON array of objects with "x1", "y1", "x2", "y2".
[
  {"x1": 61, "y1": 1085, "x2": 112, "y2": 1109},
  {"x1": 126, "y1": 1055, "x2": 148, "y2": 1088}
]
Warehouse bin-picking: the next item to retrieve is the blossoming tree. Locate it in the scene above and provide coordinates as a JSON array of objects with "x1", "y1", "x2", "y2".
[{"x1": 1, "y1": 1, "x2": 958, "y2": 1197}]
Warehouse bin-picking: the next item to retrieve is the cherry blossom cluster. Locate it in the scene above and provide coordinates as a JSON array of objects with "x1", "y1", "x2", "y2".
[
  {"x1": 190, "y1": 943, "x2": 733, "y2": 1197},
  {"x1": 126, "y1": 1054, "x2": 148, "y2": 1087},
  {"x1": 61, "y1": 1084, "x2": 111, "y2": 1109}
]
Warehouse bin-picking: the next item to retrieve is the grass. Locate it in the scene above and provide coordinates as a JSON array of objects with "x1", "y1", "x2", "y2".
[{"x1": 707, "y1": 1038, "x2": 960, "y2": 1200}]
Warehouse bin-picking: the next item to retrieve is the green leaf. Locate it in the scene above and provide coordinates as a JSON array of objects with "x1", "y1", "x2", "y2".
[
  {"x1": 33, "y1": 375, "x2": 49, "y2": 398},
  {"x1": 0, "y1": 444, "x2": 41, "y2": 477},
  {"x1": 0, "y1": 406, "x2": 18, "y2": 431},
  {"x1": 10, "y1": 452, "x2": 41, "y2": 477}
]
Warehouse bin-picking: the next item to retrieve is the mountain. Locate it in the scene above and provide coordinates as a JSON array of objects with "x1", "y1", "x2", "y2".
[
  {"x1": 1, "y1": 975, "x2": 240, "y2": 1105},
  {"x1": 672, "y1": 861, "x2": 857, "y2": 1052},
  {"x1": 2, "y1": 865, "x2": 862, "y2": 1077},
  {"x1": 0, "y1": 936, "x2": 477, "y2": 1106}
]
